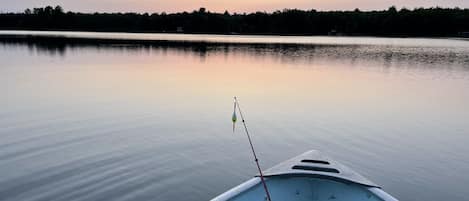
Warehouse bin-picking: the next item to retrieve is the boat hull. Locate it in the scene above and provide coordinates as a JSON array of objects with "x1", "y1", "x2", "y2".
[
  {"x1": 211, "y1": 150, "x2": 399, "y2": 201},
  {"x1": 211, "y1": 176, "x2": 398, "y2": 201}
]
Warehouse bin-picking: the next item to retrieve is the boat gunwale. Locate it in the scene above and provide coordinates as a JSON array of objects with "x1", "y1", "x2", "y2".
[{"x1": 256, "y1": 173, "x2": 381, "y2": 188}]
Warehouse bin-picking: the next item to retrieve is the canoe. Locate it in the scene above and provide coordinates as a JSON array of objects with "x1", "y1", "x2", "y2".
[{"x1": 211, "y1": 150, "x2": 398, "y2": 201}]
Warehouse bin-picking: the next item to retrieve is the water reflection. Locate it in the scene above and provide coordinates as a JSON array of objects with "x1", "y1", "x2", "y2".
[
  {"x1": 1, "y1": 34, "x2": 469, "y2": 201},
  {"x1": 1, "y1": 37, "x2": 469, "y2": 70}
]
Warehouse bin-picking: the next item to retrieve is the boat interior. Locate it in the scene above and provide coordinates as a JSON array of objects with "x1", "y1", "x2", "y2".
[{"x1": 228, "y1": 176, "x2": 384, "y2": 201}]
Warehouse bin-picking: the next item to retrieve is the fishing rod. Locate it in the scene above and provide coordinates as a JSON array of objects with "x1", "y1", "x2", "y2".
[{"x1": 232, "y1": 97, "x2": 272, "y2": 201}]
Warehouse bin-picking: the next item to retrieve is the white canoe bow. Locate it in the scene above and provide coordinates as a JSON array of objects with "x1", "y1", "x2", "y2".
[{"x1": 211, "y1": 150, "x2": 398, "y2": 201}]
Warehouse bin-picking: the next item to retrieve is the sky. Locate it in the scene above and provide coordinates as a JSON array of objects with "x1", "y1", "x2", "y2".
[{"x1": 2, "y1": 0, "x2": 469, "y2": 13}]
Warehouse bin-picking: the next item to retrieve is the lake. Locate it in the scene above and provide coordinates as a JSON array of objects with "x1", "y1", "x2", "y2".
[{"x1": 0, "y1": 31, "x2": 469, "y2": 201}]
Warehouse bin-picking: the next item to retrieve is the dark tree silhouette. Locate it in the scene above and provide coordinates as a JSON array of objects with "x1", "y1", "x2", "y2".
[{"x1": 1, "y1": 5, "x2": 469, "y2": 37}]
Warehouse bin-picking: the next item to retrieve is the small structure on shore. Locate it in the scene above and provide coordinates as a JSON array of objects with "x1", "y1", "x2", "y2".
[
  {"x1": 176, "y1": 26, "x2": 184, "y2": 33},
  {"x1": 459, "y1": 32, "x2": 469, "y2": 38}
]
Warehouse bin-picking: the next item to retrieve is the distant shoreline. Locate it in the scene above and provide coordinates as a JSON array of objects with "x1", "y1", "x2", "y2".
[{"x1": 2, "y1": 6, "x2": 469, "y2": 38}]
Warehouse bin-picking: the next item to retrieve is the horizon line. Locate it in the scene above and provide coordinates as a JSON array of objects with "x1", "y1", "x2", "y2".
[{"x1": 2, "y1": 5, "x2": 468, "y2": 15}]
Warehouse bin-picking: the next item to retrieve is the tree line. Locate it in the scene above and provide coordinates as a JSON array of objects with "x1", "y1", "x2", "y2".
[{"x1": 0, "y1": 5, "x2": 468, "y2": 37}]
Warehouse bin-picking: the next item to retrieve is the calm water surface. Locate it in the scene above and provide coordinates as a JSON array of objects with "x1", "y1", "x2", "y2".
[{"x1": 1, "y1": 31, "x2": 469, "y2": 201}]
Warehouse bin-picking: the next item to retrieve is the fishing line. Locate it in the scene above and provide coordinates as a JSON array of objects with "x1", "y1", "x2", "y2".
[{"x1": 233, "y1": 97, "x2": 272, "y2": 201}]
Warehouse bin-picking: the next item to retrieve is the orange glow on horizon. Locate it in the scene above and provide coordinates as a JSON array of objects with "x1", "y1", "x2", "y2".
[
  {"x1": 131, "y1": 0, "x2": 468, "y2": 13},
  {"x1": 14, "y1": 0, "x2": 467, "y2": 14}
]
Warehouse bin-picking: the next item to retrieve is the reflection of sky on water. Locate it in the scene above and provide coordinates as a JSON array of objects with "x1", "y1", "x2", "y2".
[
  {"x1": 0, "y1": 35, "x2": 469, "y2": 201},
  {"x1": 1, "y1": 38, "x2": 469, "y2": 70}
]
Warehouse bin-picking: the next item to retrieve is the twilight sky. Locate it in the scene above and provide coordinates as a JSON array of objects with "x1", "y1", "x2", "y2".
[{"x1": 2, "y1": 0, "x2": 468, "y2": 13}]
